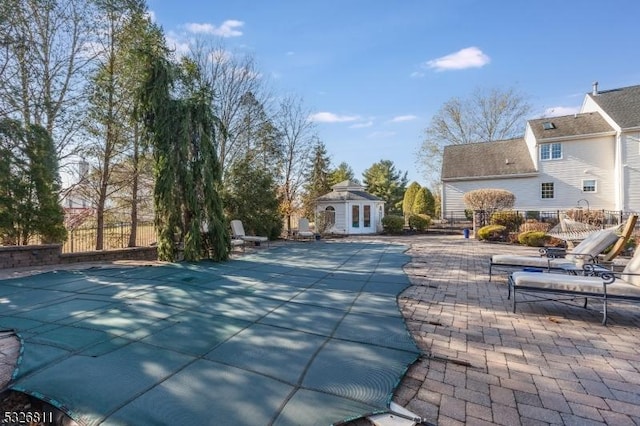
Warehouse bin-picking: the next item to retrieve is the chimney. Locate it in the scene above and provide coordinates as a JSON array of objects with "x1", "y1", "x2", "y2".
[{"x1": 592, "y1": 81, "x2": 599, "y2": 96}]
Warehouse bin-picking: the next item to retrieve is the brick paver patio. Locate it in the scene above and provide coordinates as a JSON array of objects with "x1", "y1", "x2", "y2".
[{"x1": 390, "y1": 234, "x2": 640, "y2": 426}]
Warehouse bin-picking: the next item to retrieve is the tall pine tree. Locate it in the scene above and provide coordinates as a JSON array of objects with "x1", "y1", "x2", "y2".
[
  {"x1": 137, "y1": 48, "x2": 229, "y2": 261},
  {"x1": 302, "y1": 140, "x2": 332, "y2": 220}
]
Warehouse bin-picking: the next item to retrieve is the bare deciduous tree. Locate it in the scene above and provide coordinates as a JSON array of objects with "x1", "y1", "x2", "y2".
[
  {"x1": 189, "y1": 41, "x2": 272, "y2": 174},
  {"x1": 0, "y1": 0, "x2": 97, "y2": 163},
  {"x1": 417, "y1": 86, "x2": 532, "y2": 184},
  {"x1": 273, "y1": 95, "x2": 316, "y2": 234}
]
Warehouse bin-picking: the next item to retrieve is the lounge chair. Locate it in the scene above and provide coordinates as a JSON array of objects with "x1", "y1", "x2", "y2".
[
  {"x1": 230, "y1": 220, "x2": 269, "y2": 247},
  {"x1": 296, "y1": 218, "x2": 315, "y2": 240},
  {"x1": 509, "y1": 246, "x2": 640, "y2": 325},
  {"x1": 489, "y1": 215, "x2": 637, "y2": 280}
]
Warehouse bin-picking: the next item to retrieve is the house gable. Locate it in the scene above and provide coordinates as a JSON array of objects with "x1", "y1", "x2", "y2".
[{"x1": 584, "y1": 84, "x2": 640, "y2": 130}]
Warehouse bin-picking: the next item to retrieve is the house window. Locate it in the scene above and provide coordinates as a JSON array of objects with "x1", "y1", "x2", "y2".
[
  {"x1": 541, "y1": 182, "x2": 554, "y2": 199},
  {"x1": 540, "y1": 143, "x2": 562, "y2": 160},
  {"x1": 582, "y1": 179, "x2": 597, "y2": 192}
]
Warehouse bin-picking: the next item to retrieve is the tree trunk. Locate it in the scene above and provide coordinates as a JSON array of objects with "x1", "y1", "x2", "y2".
[{"x1": 128, "y1": 126, "x2": 139, "y2": 247}]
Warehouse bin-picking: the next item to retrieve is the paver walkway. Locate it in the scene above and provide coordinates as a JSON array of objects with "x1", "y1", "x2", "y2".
[{"x1": 387, "y1": 234, "x2": 640, "y2": 426}]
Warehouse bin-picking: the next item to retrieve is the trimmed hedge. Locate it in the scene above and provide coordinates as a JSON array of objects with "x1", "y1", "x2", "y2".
[
  {"x1": 477, "y1": 224, "x2": 508, "y2": 241},
  {"x1": 517, "y1": 231, "x2": 549, "y2": 247},
  {"x1": 409, "y1": 214, "x2": 431, "y2": 231},
  {"x1": 382, "y1": 215, "x2": 405, "y2": 234},
  {"x1": 490, "y1": 211, "x2": 524, "y2": 232}
]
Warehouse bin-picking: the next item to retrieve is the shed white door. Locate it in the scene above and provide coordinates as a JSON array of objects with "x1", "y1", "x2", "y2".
[{"x1": 349, "y1": 203, "x2": 373, "y2": 234}]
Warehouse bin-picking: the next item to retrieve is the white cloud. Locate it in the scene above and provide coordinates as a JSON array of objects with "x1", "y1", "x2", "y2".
[
  {"x1": 390, "y1": 115, "x2": 418, "y2": 123},
  {"x1": 145, "y1": 10, "x2": 156, "y2": 22},
  {"x1": 425, "y1": 47, "x2": 490, "y2": 71},
  {"x1": 286, "y1": 51, "x2": 295, "y2": 56},
  {"x1": 165, "y1": 33, "x2": 191, "y2": 56},
  {"x1": 350, "y1": 121, "x2": 374, "y2": 128},
  {"x1": 309, "y1": 112, "x2": 360, "y2": 123},
  {"x1": 542, "y1": 106, "x2": 581, "y2": 117},
  {"x1": 410, "y1": 71, "x2": 425, "y2": 78},
  {"x1": 185, "y1": 20, "x2": 244, "y2": 37}
]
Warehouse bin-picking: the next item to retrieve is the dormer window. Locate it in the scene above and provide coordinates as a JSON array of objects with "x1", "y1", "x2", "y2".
[
  {"x1": 540, "y1": 142, "x2": 562, "y2": 160},
  {"x1": 542, "y1": 122, "x2": 556, "y2": 130}
]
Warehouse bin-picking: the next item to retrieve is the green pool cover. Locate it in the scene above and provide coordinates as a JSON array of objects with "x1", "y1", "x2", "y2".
[{"x1": 1, "y1": 241, "x2": 419, "y2": 425}]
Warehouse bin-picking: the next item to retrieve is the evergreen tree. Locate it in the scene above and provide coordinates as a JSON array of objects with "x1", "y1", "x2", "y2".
[
  {"x1": 223, "y1": 158, "x2": 282, "y2": 240},
  {"x1": 412, "y1": 188, "x2": 428, "y2": 215},
  {"x1": 402, "y1": 181, "x2": 421, "y2": 219},
  {"x1": 136, "y1": 47, "x2": 229, "y2": 261},
  {"x1": 0, "y1": 119, "x2": 66, "y2": 244},
  {"x1": 302, "y1": 140, "x2": 332, "y2": 220},
  {"x1": 329, "y1": 162, "x2": 355, "y2": 185},
  {"x1": 362, "y1": 159, "x2": 408, "y2": 215}
]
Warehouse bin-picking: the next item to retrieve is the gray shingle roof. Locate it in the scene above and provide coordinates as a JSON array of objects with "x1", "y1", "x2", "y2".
[
  {"x1": 441, "y1": 138, "x2": 536, "y2": 181},
  {"x1": 589, "y1": 84, "x2": 640, "y2": 129},
  {"x1": 529, "y1": 112, "x2": 614, "y2": 140},
  {"x1": 316, "y1": 190, "x2": 382, "y2": 202}
]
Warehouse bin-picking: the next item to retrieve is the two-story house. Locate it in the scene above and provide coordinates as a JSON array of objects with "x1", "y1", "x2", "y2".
[{"x1": 441, "y1": 83, "x2": 640, "y2": 216}]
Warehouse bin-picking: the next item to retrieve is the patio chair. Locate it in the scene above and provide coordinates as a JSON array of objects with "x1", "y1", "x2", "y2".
[
  {"x1": 296, "y1": 218, "x2": 315, "y2": 240},
  {"x1": 508, "y1": 243, "x2": 640, "y2": 325},
  {"x1": 230, "y1": 220, "x2": 269, "y2": 247},
  {"x1": 489, "y1": 214, "x2": 638, "y2": 280}
]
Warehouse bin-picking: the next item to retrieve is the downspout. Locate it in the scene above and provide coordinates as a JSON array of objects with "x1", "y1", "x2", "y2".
[{"x1": 616, "y1": 133, "x2": 624, "y2": 211}]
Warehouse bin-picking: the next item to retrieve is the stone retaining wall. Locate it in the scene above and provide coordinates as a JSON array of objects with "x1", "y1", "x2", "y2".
[{"x1": 0, "y1": 245, "x2": 157, "y2": 269}]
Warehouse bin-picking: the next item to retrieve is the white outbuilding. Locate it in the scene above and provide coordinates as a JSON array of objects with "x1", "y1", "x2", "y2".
[{"x1": 315, "y1": 180, "x2": 385, "y2": 235}]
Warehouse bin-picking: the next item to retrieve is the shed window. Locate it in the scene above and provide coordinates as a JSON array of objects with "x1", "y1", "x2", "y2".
[
  {"x1": 541, "y1": 182, "x2": 554, "y2": 199},
  {"x1": 582, "y1": 179, "x2": 596, "y2": 192},
  {"x1": 325, "y1": 206, "x2": 335, "y2": 225},
  {"x1": 540, "y1": 143, "x2": 562, "y2": 160},
  {"x1": 363, "y1": 205, "x2": 371, "y2": 227}
]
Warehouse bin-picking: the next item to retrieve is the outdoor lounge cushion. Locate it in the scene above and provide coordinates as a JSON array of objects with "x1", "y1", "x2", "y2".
[
  {"x1": 297, "y1": 218, "x2": 315, "y2": 239},
  {"x1": 231, "y1": 220, "x2": 269, "y2": 244},
  {"x1": 510, "y1": 271, "x2": 640, "y2": 297}
]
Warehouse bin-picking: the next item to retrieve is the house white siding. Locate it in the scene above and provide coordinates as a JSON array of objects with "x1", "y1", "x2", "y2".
[
  {"x1": 622, "y1": 132, "x2": 640, "y2": 212},
  {"x1": 442, "y1": 177, "x2": 540, "y2": 217},
  {"x1": 535, "y1": 135, "x2": 616, "y2": 210},
  {"x1": 524, "y1": 125, "x2": 539, "y2": 169}
]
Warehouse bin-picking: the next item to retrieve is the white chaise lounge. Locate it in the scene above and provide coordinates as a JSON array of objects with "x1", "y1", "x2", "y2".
[
  {"x1": 231, "y1": 220, "x2": 270, "y2": 247},
  {"x1": 489, "y1": 215, "x2": 638, "y2": 280},
  {"x1": 508, "y1": 246, "x2": 640, "y2": 325}
]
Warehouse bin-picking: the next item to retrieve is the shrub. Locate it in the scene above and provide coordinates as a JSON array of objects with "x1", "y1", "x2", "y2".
[
  {"x1": 382, "y1": 215, "x2": 405, "y2": 234},
  {"x1": 490, "y1": 211, "x2": 524, "y2": 232},
  {"x1": 463, "y1": 188, "x2": 516, "y2": 217},
  {"x1": 477, "y1": 224, "x2": 508, "y2": 241},
  {"x1": 409, "y1": 214, "x2": 431, "y2": 231},
  {"x1": 519, "y1": 219, "x2": 551, "y2": 233},
  {"x1": 517, "y1": 231, "x2": 550, "y2": 247}
]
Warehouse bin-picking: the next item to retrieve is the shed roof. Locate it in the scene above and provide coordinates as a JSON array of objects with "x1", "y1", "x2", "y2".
[
  {"x1": 529, "y1": 112, "x2": 614, "y2": 140},
  {"x1": 316, "y1": 180, "x2": 384, "y2": 202},
  {"x1": 442, "y1": 138, "x2": 536, "y2": 181},
  {"x1": 588, "y1": 84, "x2": 640, "y2": 129}
]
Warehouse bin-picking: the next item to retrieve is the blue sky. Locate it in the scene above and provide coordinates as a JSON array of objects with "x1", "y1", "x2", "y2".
[{"x1": 148, "y1": 0, "x2": 640, "y2": 186}]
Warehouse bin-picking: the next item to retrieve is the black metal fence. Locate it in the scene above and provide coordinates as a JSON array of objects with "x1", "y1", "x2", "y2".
[
  {"x1": 440, "y1": 209, "x2": 630, "y2": 233},
  {"x1": 63, "y1": 221, "x2": 156, "y2": 253}
]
